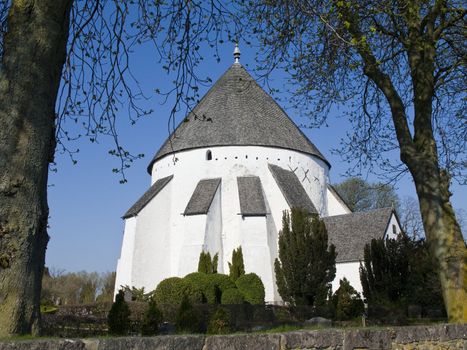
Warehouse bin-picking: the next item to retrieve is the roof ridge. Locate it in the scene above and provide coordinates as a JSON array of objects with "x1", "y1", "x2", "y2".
[{"x1": 324, "y1": 207, "x2": 393, "y2": 219}]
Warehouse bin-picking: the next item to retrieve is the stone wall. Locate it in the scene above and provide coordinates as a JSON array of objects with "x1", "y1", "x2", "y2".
[{"x1": 0, "y1": 323, "x2": 465, "y2": 350}]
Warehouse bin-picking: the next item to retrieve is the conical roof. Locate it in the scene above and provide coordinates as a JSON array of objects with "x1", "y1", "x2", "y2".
[{"x1": 147, "y1": 63, "x2": 329, "y2": 173}]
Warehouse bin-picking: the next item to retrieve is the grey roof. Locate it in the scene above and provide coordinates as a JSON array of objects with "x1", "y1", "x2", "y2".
[
  {"x1": 184, "y1": 178, "x2": 221, "y2": 215},
  {"x1": 123, "y1": 175, "x2": 173, "y2": 219},
  {"x1": 327, "y1": 184, "x2": 352, "y2": 212},
  {"x1": 147, "y1": 63, "x2": 329, "y2": 173},
  {"x1": 323, "y1": 207, "x2": 393, "y2": 263},
  {"x1": 268, "y1": 164, "x2": 317, "y2": 213},
  {"x1": 237, "y1": 176, "x2": 267, "y2": 216}
]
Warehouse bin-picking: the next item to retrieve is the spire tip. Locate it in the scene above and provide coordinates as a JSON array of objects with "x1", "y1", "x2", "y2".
[{"x1": 233, "y1": 43, "x2": 241, "y2": 64}]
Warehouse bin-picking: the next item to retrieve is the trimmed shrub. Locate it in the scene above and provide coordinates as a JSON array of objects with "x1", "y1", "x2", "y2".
[
  {"x1": 211, "y1": 273, "x2": 236, "y2": 292},
  {"x1": 210, "y1": 274, "x2": 236, "y2": 304},
  {"x1": 236, "y1": 273, "x2": 265, "y2": 305},
  {"x1": 332, "y1": 278, "x2": 364, "y2": 321},
  {"x1": 154, "y1": 277, "x2": 203, "y2": 305},
  {"x1": 228, "y1": 247, "x2": 245, "y2": 281},
  {"x1": 184, "y1": 272, "x2": 214, "y2": 304},
  {"x1": 107, "y1": 290, "x2": 131, "y2": 335},
  {"x1": 207, "y1": 307, "x2": 231, "y2": 334},
  {"x1": 175, "y1": 295, "x2": 201, "y2": 333},
  {"x1": 141, "y1": 298, "x2": 163, "y2": 335},
  {"x1": 198, "y1": 251, "x2": 213, "y2": 274},
  {"x1": 197, "y1": 251, "x2": 219, "y2": 274},
  {"x1": 183, "y1": 273, "x2": 237, "y2": 304},
  {"x1": 212, "y1": 253, "x2": 219, "y2": 273},
  {"x1": 221, "y1": 288, "x2": 244, "y2": 305}
]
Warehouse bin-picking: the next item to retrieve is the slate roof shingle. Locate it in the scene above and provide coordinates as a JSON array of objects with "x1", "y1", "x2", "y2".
[
  {"x1": 147, "y1": 64, "x2": 329, "y2": 173},
  {"x1": 323, "y1": 207, "x2": 393, "y2": 263},
  {"x1": 123, "y1": 175, "x2": 173, "y2": 219},
  {"x1": 184, "y1": 178, "x2": 221, "y2": 215},
  {"x1": 268, "y1": 164, "x2": 317, "y2": 214},
  {"x1": 237, "y1": 176, "x2": 267, "y2": 216}
]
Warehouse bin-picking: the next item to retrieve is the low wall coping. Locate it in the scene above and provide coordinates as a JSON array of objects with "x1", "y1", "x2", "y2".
[{"x1": 0, "y1": 323, "x2": 465, "y2": 350}]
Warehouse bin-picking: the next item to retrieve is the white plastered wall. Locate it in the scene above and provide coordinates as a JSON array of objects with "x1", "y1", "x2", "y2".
[
  {"x1": 204, "y1": 186, "x2": 224, "y2": 273},
  {"x1": 333, "y1": 261, "x2": 363, "y2": 296},
  {"x1": 326, "y1": 187, "x2": 351, "y2": 216},
  {"x1": 116, "y1": 145, "x2": 330, "y2": 302},
  {"x1": 115, "y1": 217, "x2": 136, "y2": 293},
  {"x1": 384, "y1": 213, "x2": 402, "y2": 239},
  {"x1": 131, "y1": 180, "x2": 173, "y2": 292},
  {"x1": 115, "y1": 145, "x2": 408, "y2": 303}
]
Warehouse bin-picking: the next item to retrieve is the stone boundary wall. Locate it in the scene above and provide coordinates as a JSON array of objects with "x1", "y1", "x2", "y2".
[{"x1": 0, "y1": 323, "x2": 465, "y2": 350}]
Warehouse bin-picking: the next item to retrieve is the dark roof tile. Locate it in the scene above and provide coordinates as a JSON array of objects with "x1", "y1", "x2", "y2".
[
  {"x1": 123, "y1": 175, "x2": 173, "y2": 218},
  {"x1": 148, "y1": 64, "x2": 328, "y2": 173},
  {"x1": 323, "y1": 207, "x2": 393, "y2": 262},
  {"x1": 184, "y1": 178, "x2": 221, "y2": 215},
  {"x1": 268, "y1": 164, "x2": 317, "y2": 213},
  {"x1": 237, "y1": 176, "x2": 267, "y2": 216}
]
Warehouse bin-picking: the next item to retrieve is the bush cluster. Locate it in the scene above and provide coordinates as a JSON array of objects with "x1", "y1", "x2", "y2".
[
  {"x1": 235, "y1": 273, "x2": 265, "y2": 305},
  {"x1": 221, "y1": 288, "x2": 244, "y2": 305},
  {"x1": 154, "y1": 272, "x2": 264, "y2": 307},
  {"x1": 153, "y1": 277, "x2": 203, "y2": 305}
]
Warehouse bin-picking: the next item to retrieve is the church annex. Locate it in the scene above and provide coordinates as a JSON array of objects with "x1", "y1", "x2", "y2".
[{"x1": 115, "y1": 47, "x2": 402, "y2": 302}]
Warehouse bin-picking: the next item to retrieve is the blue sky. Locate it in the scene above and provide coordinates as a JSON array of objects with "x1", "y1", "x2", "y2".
[{"x1": 45, "y1": 43, "x2": 466, "y2": 274}]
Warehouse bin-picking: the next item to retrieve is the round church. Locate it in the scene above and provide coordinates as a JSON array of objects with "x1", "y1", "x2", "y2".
[{"x1": 115, "y1": 46, "x2": 401, "y2": 302}]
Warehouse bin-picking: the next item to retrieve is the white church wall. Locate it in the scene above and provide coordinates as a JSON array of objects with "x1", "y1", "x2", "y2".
[
  {"x1": 131, "y1": 180, "x2": 173, "y2": 292},
  {"x1": 204, "y1": 185, "x2": 224, "y2": 273},
  {"x1": 384, "y1": 213, "x2": 402, "y2": 239},
  {"x1": 333, "y1": 261, "x2": 363, "y2": 296},
  {"x1": 151, "y1": 145, "x2": 330, "y2": 217},
  {"x1": 114, "y1": 216, "x2": 137, "y2": 294},
  {"x1": 119, "y1": 145, "x2": 332, "y2": 297},
  {"x1": 326, "y1": 187, "x2": 352, "y2": 216},
  {"x1": 265, "y1": 209, "x2": 281, "y2": 302},
  {"x1": 150, "y1": 145, "x2": 329, "y2": 278},
  {"x1": 177, "y1": 214, "x2": 207, "y2": 276},
  {"x1": 239, "y1": 216, "x2": 277, "y2": 302}
]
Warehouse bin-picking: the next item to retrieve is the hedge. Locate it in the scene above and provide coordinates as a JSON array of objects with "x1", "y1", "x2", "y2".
[
  {"x1": 154, "y1": 277, "x2": 203, "y2": 305},
  {"x1": 236, "y1": 273, "x2": 265, "y2": 305},
  {"x1": 221, "y1": 288, "x2": 244, "y2": 305}
]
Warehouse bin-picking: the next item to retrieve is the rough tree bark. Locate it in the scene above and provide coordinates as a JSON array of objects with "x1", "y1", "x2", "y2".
[
  {"x1": 338, "y1": 1, "x2": 466, "y2": 322},
  {"x1": 0, "y1": 0, "x2": 73, "y2": 336}
]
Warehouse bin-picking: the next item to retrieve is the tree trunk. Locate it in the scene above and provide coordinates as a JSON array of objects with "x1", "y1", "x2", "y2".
[
  {"x1": 0, "y1": 0, "x2": 72, "y2": 336},
  {"x1": 408, "y1": 162, "x2": 467, "y2": 322}
]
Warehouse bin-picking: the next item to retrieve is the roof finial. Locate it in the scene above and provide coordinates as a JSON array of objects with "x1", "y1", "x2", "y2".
[{"x1": 233, "y1": 43, "x2": 241, "y2": 64}]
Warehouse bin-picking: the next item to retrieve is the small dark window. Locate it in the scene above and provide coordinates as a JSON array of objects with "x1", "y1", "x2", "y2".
[
  {"x1": 392, "y1": 224, "x2": 397, "y2": 234},
  {"x1": 206, "y1": 150, "x2": 212, "y2": 160}
]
